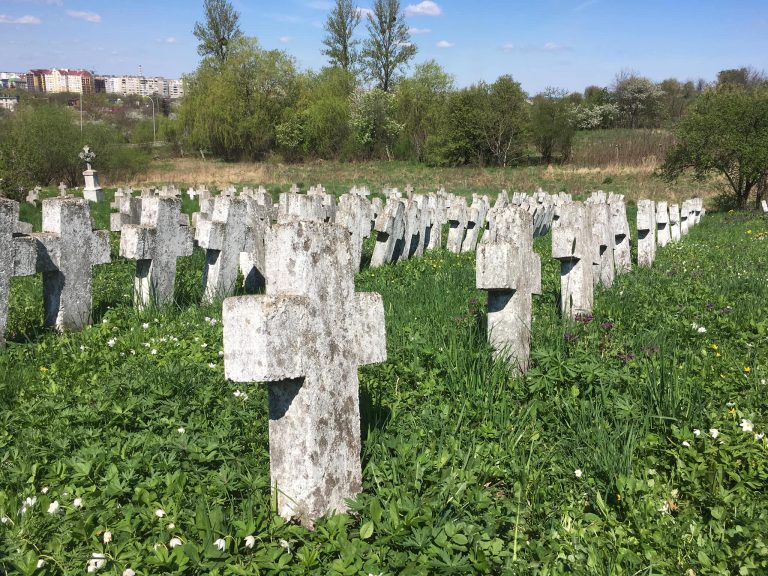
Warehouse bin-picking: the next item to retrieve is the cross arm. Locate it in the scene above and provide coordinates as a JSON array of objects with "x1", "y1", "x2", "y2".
[
  {"x1": 120, "y1": 225, "x2": 157, "y2": 260},
  {"x1": 223, "y1": 294, "x2": 310, "y2": 383},
  {"x1": 352, "y1": 293, "x2": 387, "y2": 366},
  {"x1": 477, "y1": 244, "x2": 541, "y2": 294}
]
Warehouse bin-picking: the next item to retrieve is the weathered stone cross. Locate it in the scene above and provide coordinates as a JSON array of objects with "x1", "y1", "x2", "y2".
[
  {"x1": 445, "y1": 196, "x2": 468, "y2": 253},
  {"x1": 636, "y1": 199, "x2": 657, "y2": 267},
  {"x1": 609, "y1": 198, "x2": 632, "y2": 274},
  {"x1": 477, "y1": 206, "x2": 541, "y2": 374},
  {"x1": 552, "y1": 202, "x2": 594, "y2": 319},
  {"x1": 223, "y1": 220, "x2": 386, "y2": 524},
  {"x1": 656, "y1": 201, "x2": 671, "y2": 247},
  {"x1": 370, "y1": 199, "x2": 406, "y2": 267},
  {"x1": 120, "y1": 197, "x2": 193, "y2": 309}
]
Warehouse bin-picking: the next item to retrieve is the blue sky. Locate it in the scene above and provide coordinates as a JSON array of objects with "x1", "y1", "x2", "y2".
[{"x1": 2, "y1": 0, "x2": 767, "y2": 93}]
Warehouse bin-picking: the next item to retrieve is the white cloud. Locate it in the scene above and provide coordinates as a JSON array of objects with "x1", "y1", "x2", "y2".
[
  {"x1": 501, "y1": 42, "x2": 514, "y2": 52},
  {"x1": 164, "y1": 36, "x2": 177, "y2": 44},
  {"x1": 436, "y1": 40, "x2": 454, "y2": 48},
  {"x1": 543, "y1": 41, "x2": 564, "y2": 51},
  {"x1": 279, "y1": 36, "x2": 293, "y2": 44},
  {"x1": 355, "y1": 7, "x2": 374, "y2": 19},
  {"x1": 66, "y1": 10, "x2": 101, "y2": 23},
  {"x1": 405, "y1": 1, "x2": 442, "y2": 16},
  {"x1": 409, "y1": 27, "x2": 431, "y2": 34},
  {"x1": 0, "y1": 14, "x2": 42, "y2": 24}
]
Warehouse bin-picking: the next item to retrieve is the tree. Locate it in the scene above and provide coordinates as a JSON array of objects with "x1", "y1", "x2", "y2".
[
  {"x1": 349, "y1": 88, "x2": 402, "y2": 159},
  {"x1": 613, "y1": 72, "x2": 665, "y2": 128},
  {"x1": 179, "y1": 37, "x2": 298, "y2": 160},
  {"x1": 362, "y1": 0, "x2": 416, "y2": 92},
  {"x1": 193, "y1": 0, "x2": 242, "y2": 64},
  {"x1": 322, "y1": 0, "x2": 361, "y2": 72},
  {"x1": 662, "y1": 87, "x2": 768, "y2": 209},
  {"x1": 477, "y1": 75, "x2": 529, "y2": 167},
  {"x1": 394, "y1": 60, "x2": 454, "y2": 161},
  {"x1": 717, "y1": 67, "x2": 766, "y2": 89},
  {"x1": 530, "y1": 88, "x2": 576, "y2": 164}
]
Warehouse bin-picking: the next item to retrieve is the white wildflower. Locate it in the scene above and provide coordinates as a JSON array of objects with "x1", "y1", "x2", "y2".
[
  {"x1": 36, "y1": 559, "x2": 46, "y2": 569},
  {"x1": 208, "y1": 363, "x2": 216, "y2": 368},
  {"x1": 177, "y1": 427, "x2": 185, "y2": 434},
  {"x1": 756, "y1": 433, "x2": 765, "y2": 441},
  {"x1": 1, "y1": 516, "x2": 10, "y2": 524},
  {"x1": 697, "y1": 326, "x2": 707, "y2": 334},
  {"x1": 107, "y1": 339, "x2": 116, "y2": 347},
  {"x1": 682, "y1": 441, "x2": 691, "y2": 448},
  {"x1": 214, "y1": 538, "x2": 226, "y2": 551},
  {"x1": 279, "y1": 539, "x2": 290, "y2": 552},
  {"x1": 693, "y1": 429, "x2": 701, "y2": 437},
  {"x1": 169, "y1": 537, "x2": 183, "y2": 548},
  {"x1": 142, "y1": 323, "x2": 149, "y2": 329},
  {"x1": 167, "y1": 522, "x2": 175, "y2": 529},
  {"x1": 244, "y1": 535, "x2": 256, "y2": 549},
  {"x1": 122, "y1": 569, "x2": 136, "y2": 576},
  {"x1": 201, "y1": 342, "x2": 208, "y2": 348},
  {"x1": 151, "y1": 349, "x2": 157, "y2": 355},
  {"x1": 154, "y1": 508, "x2": 166, "y2": 518},
  {"x1": 709, "y1": 428, "x2": 719, "y2": 439},
  {"x1": 87, "y1": 553, "x2": 107, "y2": 573},
  {"x1": 41, "y1": 487, "x2": 49, "y2": 494},
  {"x1": 740, "y1": 419, "x2": 754, "y2": 433},
  {"x1": 47, "y1": 501, "x2": 60, "y2": 514},
  {"x1": 80, "y1": 345, "x2": 86, "y2": 351},
  {"x1": 574, "y1": 469, "x2": 583, "y2": 478},
  {"x1": 103, "y1": 531, "x2": 112, "y2": 544},
  {"x1": 73, "y1": 497, "x2": 83, "y2": 508},
  {"x1": 218, "y1": 351, "x2": 224, "y2": 357}
]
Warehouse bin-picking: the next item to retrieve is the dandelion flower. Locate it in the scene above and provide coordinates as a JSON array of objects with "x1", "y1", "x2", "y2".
[
  {"x1": 244, "y1": 535, "x2": 255, "y2": 549},
  {"x1": 709, "y1": 428, "x2": 720, "y2": 439},
  {"x1": 574, "y1": 469, "x2": 583, "y2": 478},
  {"x1": 744, "y1": 367, "x2": 751, "y2": 374},
  {"x1": 154, "y1": 508, "x2": 166, "y2": 518},
  {"x1": 73, "y1": 497, "x2": 83, "y2": 508},
  {"x1": 214, "y1": 538, "x2": 226, "y2": 551},
  {"x1": 47, "y1": 501, "x2": 60, "y2": 514},
  {"x1": 740, "y1": 419, "x2": 754, "y2": 433},
  {"x1": 169, "y1": 537, "x2": 183, "y2": 548}
]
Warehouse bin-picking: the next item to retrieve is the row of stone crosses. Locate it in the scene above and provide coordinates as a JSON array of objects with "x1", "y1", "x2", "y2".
[{"x1": 0, "y1": 184, "x2": 704, "y2": 526}]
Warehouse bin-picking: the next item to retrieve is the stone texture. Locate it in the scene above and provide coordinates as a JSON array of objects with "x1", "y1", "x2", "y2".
[
  {"x1": 587, "y1": 202, "x2": 615, "y2": 288},
  {"x1": 82, "y1": 169, "x2": 104, "y2": 202},
  {"x1": 636, "y1": 199, "x2": 657, "y2": 267},
  {"x1": 461, "y1": 195, "x2": 489, "y2": 253},
  {"x1": 446, "y1": 196, "x2": 468, "y2": 253},
  {"x1": 336, "y1": 194, "x2": 372, "y2": 272},
  {"x1": 240, "y1": 190, "x2": 274, "y2": 292},
  {"x1": 656, "y1": 201, "x2": 671, "y2": 247},
  {"x1": 222, "y1": 220, "x2": 386, "y2": 524},
  {"x1": 669, "y1": 203, "x2": 681, "y2": 242},
  {"x1": 278, "y1": 193, "x2": 327, "y2": 224},
  {"x1": 110, "y1": 194, "x2": 142, "y2": 232},
  {"x1": 370, "y1": 199, "x2": 405, "y2": 268},
  {"x1": 608, "y1": 196, "x2": 632, "y2": 274},
  {"x1": 477, "y1": 206, "x2": 540, "y2": 374},
  {"x1": 196, "y1": 197, "x2": 248, "y2": 302},
  {"x1": 394, "y1": 199, "x2": 421, "y2": 262},
  {"x1": 120, "y1": 197, "x2": 193, "y2": 309},
  {"x1": 680, "y1": 200, "x2": 691, "y2": 236},
  {"x1": 552, "y1": 202, "x2": 594, "y2": 319},
  {"x1": 0, "y1": 199, "x2": 19, "y2": 346}
]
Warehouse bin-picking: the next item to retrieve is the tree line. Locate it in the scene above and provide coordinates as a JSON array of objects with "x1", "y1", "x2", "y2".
[{"x1": 172, "y1": 0, "x2": 767, "y2": 168}]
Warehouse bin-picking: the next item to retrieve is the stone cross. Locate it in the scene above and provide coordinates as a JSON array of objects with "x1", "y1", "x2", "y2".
[
  {"x1": 395, "y1": 199, "x2": 421, "y2": 262},
  {"x1": 223, "y1": 220, "x2": 386, "y2": 524},
  {"x1": 289, "y1": 183, "x2": 300, "y2": 194},
  {"x1": 636, "y1": 199, "x2": 657, "y2": 267},
  {"x1": 1, "y1": 199, "x2": 25, "y2": 346},
  {"x1": 196, "y1": 197, "x2": 248, "y2": 303},
  {"x1": 425, "y1": 194, "x2": 444, "y2": 250},
  {"x1": 58, "y1": 182, "x2": 69, "y2": 198},
  {"x1": 370, "y1": 199, "x2": 406, "y2": 267},
  {"x1": 656, "y1": 201, "x2": 671, "y2": 247},
  {"x1": 587, "y1": 202, "x2": 615, "y2": 288},
  {"x1": 461, "y1": 195, "x2": 489, "y2": 253},
  {"x1": 80, "y1": 146, "x2": 104, "y2": 202},
  {"x1": 110, "y1": 194, "x2": 142, "y2": 232},
  {"x1": 679, "y1": 200, "x2": 691, "y2": 236},
  {"x1": 552, "y1": 202, "x2": 594, "y2": 319},
  {"x1": 278, "y1": 193, "x2": 327, "y2": 223},
  {"x1": 669, "y1": 203, "x2": 681, "y2": 241},
  {"x1": 240, "y1": 194, "x2": 273, "y2": 293},
  {"x1": 12, "y1": 198, "x2": 110, "y2": 331},
  {"x1": 477, "y1": 206, "x2": 541, "y2": 374},
  {"x1": 411, "y1": 194, "x2": 434, "y2": 256},
  {"x1": 25, "y1": 187, "x2": 40, "y2": 206},
  {"x1": 336, "y1": 194, "x2": 372, "y2": 272},
  {"x1": 761, "y1": 199, "x2": 768, "y2": 214},
  {"x1": 446, "y1": 196, "x2": 468, "y2": 253},
  {"x1": 120, "y1": 197, "x2": 193, "y2": 309},
  {"x1": 608, "y1": 199, "x2": 631, "y2": 274},
  {"x1": 404, "y1": 184, "x2": 414, "y2": 197}
]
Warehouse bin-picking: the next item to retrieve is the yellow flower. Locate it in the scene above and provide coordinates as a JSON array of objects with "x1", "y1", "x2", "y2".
[
  {"x1": 39, "y1": 367, "x2": 49, "y2": 373},
  {"x1": 746, "y1": 230, "x2": 753, "y2": 235},
  {"x1": 728, "y1": 407, "x2": 737, "y2": 415},
  {"x1": 744, "y1": 367, "x2": 752, "y2": 374},
  {"x1": 710, "y1": 344, "x2": 718, "y2": 351},
  {"x1": 715, "y1": 352, "x2": 721, "y2": 358}
]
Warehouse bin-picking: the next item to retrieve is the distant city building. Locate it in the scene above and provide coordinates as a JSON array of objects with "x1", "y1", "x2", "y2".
[
  {"x1": 96, "y1": 75, "x2": 185, "y2": 99},
  {"x1": 26, "y1": 68, "x2": 93, "y2": 94},
  {"x1": 0, "y1": 72, "x2": 26, "y2": 90},
  {"x1": 0, "y1": 96, "x2": 20, "y2": 112}
]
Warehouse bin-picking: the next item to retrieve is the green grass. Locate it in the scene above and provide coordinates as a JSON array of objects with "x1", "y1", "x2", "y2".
[{"x1": 1, "y1": 207, "x2": 767, "y2": 574}]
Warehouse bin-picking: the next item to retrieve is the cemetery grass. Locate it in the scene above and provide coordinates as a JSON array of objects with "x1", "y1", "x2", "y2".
[{"x1": 1, "y1": 209, "x2": 768, "y2": 574}]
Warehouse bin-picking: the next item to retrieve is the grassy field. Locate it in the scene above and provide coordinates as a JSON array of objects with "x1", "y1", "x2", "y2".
[
  {"x1": 1, "y1": 197, "x2": 767, "y2": 573},
  {"x1": 127, "y1": 157, "x2": 715, "y2": 206}
]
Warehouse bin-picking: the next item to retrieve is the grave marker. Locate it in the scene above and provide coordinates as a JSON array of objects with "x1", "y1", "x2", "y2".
[
  {"x1": 223, "y1": 220, "x2": 386, "y2": 523},
  {"x1": 636, "y1": 199, "x2": 657, "y2": 267},
  {"x1": 552, "y1": 202, "x2": 594, "y2": 319},
  {"x1": 656, "y1": 201, "x2": 671, "y2": 247}
]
